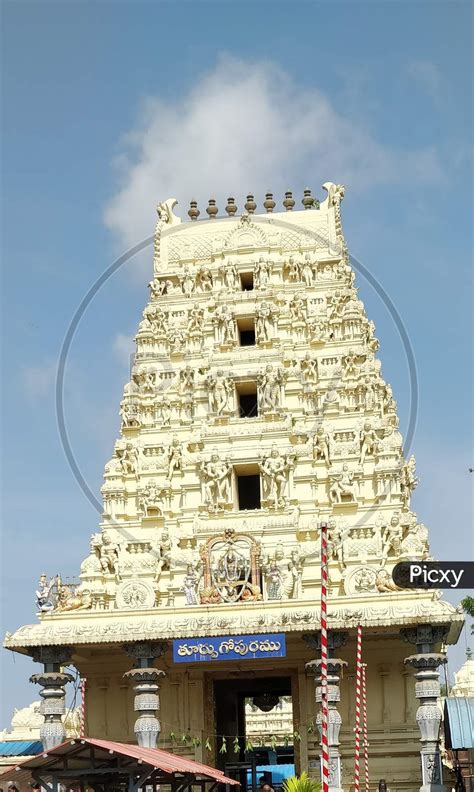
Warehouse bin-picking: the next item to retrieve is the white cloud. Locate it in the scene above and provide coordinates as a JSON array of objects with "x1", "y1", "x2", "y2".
[
  {"x1": 21, "y1": 361, "x2": 57, "y2": 399},
  {"x1": 113, "y1": 333, "x2": 135, "y2": 368},
  {"x1": 104, "y1": 55, "x2": 443, "y2": 252}
]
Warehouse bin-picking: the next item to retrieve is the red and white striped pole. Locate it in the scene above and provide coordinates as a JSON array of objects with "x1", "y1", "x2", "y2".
[
  {"x1": 361, "y1": 663, "x2": 369, "y2": 792},
  {"x1": 80, "y1": 677, "x2": 87, "y2": 738},
  {"x1": 320, "y1": 521, "x2": 329, "y2": 792},
  {"x1": 353, "y1": 624, "x2": 363, "y2": 792}
]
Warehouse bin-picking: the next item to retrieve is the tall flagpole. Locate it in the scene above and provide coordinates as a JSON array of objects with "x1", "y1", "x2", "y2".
[{"x1": 320, "y1": 521, "x2": 329, "y2": 792}]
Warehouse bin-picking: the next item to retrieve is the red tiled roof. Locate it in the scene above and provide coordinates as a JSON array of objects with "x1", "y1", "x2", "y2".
[{"x1": 0, "y1": 738, "x2": 239, "y2": 787}]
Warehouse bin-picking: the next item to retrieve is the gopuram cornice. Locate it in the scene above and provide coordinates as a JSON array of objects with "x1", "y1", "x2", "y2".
[{"x1": 4, "y1": 593, "x2": 463, "y2": 654}]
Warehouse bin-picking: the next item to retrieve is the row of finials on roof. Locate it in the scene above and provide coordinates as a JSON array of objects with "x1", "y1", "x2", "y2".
[{"x1": 187, "y1": 189, "x2": 319, "y2": 220}]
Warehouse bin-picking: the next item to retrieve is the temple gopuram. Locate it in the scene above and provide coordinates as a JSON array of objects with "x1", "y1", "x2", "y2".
[{"x1": 4, "y1": 185, "x2": 464, "y2": 791}]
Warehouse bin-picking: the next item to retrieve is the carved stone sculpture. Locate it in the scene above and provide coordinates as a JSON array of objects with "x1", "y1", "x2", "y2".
[
  {"x1": 201, "y1": 451, "x2": 232, "y2": 510},
  {"x1": 214, "y1": 304, "x2": 236, "y2": 346},
  {"x1": 219, "y1": 259, "x2": 239, "y2": 290},
  {"x1": 206, "y1": 369, "x2": 234, "y2": 416},
  {"x1": 400, "y1": 455, "x2": 418, "y2": 508},
  {"x1": 165, "y1": 435, "x2": 183, "y2": 481},
  {"x1": 188, "y1": 303, "x2": 205, "y2": 336},
  {"x1": 180, "y1": 266, "x2": 195, "y2": 297},
  {"x1": 182, "y1": 564, "x2": 200, "y2": 605},
  {"x1": 138, "y1": 480, "x2": 165, "y2": 516},
  {"x1": 254, "y1": 256, "x2": 271, "y2": 289},
  {"x1": 289, "y1": 293, "x2": 307, "y2": 323},
  {"x1": 35, "y1": 575, "x2": 58, "y2": 613},
  {"x1": 93, "y1": 532, "x2": 121, "y2": 579},
  {"x1": 284, "y1": 255, "x2": 301, "y2": 282},
  {"x1": 359, "y1": 421, "x2": 379, "y2": 465},
  {"x1": 196, "y1": 264, "x2": 213, "y2": 292},
  {"x1": 313, "y1": 427, "x2": 331, "y2": 465},
  {"x1": 329, "y1": 464, "x2": 357, "y2": 504},
  {"x1": 258, "y1": 364, "x2": 285, "y2": 413},
  {"x1": 260, "y1": 446, "x2": 295, "y2": 509},
  {"x1": 301, "y1": 253, "x2": 315, "y2": 287},
  {"x1": 255, "y1": 301, "x2": 277, "y2": 343}
]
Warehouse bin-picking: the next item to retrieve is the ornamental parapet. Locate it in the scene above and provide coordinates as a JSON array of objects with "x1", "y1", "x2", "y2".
[{"x1": 4, "y1": 595, "x2": 462, "y2": 653}]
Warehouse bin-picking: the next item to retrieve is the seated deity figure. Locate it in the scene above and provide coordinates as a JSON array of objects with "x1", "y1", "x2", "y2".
[
  {"x1": 93, "y1": 533, "x2": 121, "y2": 579},
  {"x1": 219, "y1": 259, "x2": 239, "y2": 291},
  {"x1": 258, "y1": 364, "x2": 284, "y2": 413},
  {"x1": 144, "y1": 305, "x2": 168, "y2": 336},
  {"x1": 313, "y1": 426, "x2": 331, "y2": 465},
  {"x1": 329, "y1": 463, "x2": 357, "y2": 504},
  {"x1": 289, "y1": 293, "x2": 306, "y2": 323},
  {"x1": 201, "y1": 451, "x2": 232, "y2": 508},
  {"x1": 206, "y1": 369, "x2": 233, "y2": 416},
  {"x1": 119, "y1": 443, "x2": 139, "y2": 477},
  {"x1": 254, "y1": 256, "x2": 271, "y2": 289},
  {"x1": 359, "y1": 421, "x2": 379, "y2": 465},
  {"x1": 148, "y1": 277, "x2": 166, "y2": 300},
  {"x1": 214, "y1": 304, "x2": 236, "y2": 346},
  {"x1": 260, "y1": 446, "x2": 294, "y2": 509},
  {"x1": 35, "y1": 574, "x2": 56, "y2": 612}
]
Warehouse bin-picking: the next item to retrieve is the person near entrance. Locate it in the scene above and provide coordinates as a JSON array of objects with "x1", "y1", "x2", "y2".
[{"x1": 259, "y1": 776, "x2": 275, "y2": 792}]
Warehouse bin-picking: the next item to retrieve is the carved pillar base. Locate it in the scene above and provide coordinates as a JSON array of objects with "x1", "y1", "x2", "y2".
[
  {"x1": 123, "y1": 641, "x2": 167, "y2": 748},
  {"x1": 401, "y1": 626, "x2": 448, "y2": 792},
  {"x1": 30, "y1": 647, "x2": 73, "y2": 751}
]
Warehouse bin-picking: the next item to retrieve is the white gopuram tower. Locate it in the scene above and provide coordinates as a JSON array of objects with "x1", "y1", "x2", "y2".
[{"x1": 5, "y1": 186, "x2": 463, "y2": 791}]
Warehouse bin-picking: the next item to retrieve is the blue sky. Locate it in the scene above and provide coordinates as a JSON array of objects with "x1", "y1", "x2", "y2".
[{"x1": 1, "y1": 1, "x2": 473, "y2": 725}]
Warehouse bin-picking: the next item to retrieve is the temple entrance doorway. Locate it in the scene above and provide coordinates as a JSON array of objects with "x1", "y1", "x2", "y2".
[{"x1": 213, "y1": 676, "x2": 295, "y2": 792}]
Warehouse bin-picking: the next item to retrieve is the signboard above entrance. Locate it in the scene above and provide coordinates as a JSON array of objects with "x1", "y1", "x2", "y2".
[{"x1": 173, "y1": 633, "x2": 286, "y2": 663}]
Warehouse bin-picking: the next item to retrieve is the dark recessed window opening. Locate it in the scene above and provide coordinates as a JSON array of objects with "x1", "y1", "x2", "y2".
[
  {"x1": 237, "y1": 382, "x2": 258, "y2": 418},
  {"x1": 240, "y1": 272, "x2": 254, "y2": 291},
  {"x1": 237, "y1": 317, "x2": 256, "y2": 347},
  {"x1": 237, "y1": 474, "x2": 261, "y2": 510}
]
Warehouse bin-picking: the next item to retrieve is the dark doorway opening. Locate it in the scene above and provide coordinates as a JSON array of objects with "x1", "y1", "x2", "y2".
[
  {"x1": 237, "y1": 473, "x2": 261, "y2": 510},
  {"x1": 241, "y1": 272, "x2": 254, "y2": 291},
  {"x1": 237, "y1": 382, "x2": 258, "y2": 418},
  {"x1": 238, "y1": 317, "x2": 256, "y2": 346},
  {"x1": 214, "y1": 676, "x2": 295, "y2": 790}
]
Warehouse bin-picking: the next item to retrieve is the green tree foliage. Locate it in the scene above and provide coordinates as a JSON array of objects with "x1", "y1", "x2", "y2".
[
  {"x1": 461, "y1": 596, "x2": 474, "y2": 633},
  {"x1": 283, "y1": 771, "x2": 321, "y2": 792}
]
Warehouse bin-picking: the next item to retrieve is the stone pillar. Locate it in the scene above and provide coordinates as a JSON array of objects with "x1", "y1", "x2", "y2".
[
  {"x1": 305, "y1": 632, "x2": 348, "y2": 792},
  {"x1": 401, "y1": 625, "x2": 448, "y2": 792},
  {"x1": 123, "y1": 641, "x2": 167, "y2": 748},
  {"x1": 30, "y1": 647, "x2": 74, "y2": 751}
]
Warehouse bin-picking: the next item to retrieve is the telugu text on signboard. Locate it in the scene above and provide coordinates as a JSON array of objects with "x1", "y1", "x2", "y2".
[{"x1": 173, "y1": 633, "x2": 286, "y2": 663}]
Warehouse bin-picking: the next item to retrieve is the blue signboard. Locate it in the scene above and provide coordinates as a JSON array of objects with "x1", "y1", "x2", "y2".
[{"x1": 173, "y1": 633, "x2": 286, "y2": 663}]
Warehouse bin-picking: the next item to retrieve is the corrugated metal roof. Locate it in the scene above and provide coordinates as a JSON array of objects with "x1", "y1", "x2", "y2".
[
  {"x1": 445, "y1": 697, "x2": 474, "y2": 749},
  {"x1": 0, "y1": 738, "x2": 239, "y2": 785},
  {"x1": 0, "y1": 742, "x2": 43, "y2": 757}
]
